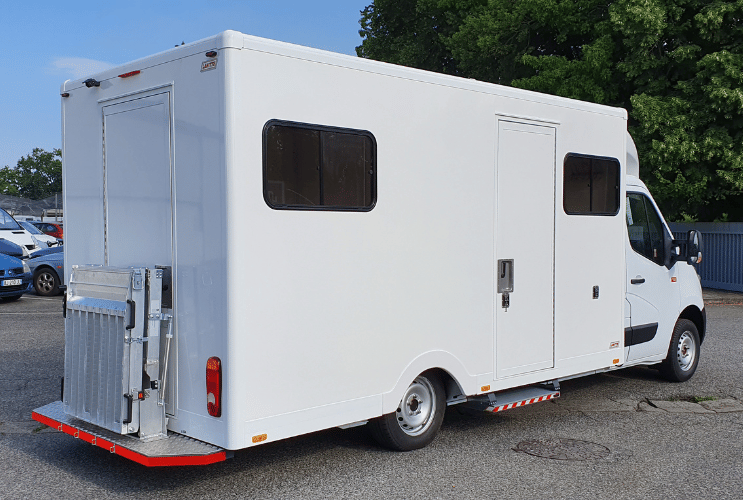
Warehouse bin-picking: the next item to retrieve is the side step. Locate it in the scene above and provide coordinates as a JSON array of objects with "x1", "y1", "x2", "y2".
[
  {"x1": 32, "y1": 401, "x2": 227, "y2": 467},
  {"x1": 462, "y1": 382, "x2": 560, "y2": 413}
]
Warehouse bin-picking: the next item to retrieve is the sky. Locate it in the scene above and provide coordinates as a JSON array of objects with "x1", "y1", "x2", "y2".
[{"x1": 0, "y1": 0, "x2": 371, "y2": 169}]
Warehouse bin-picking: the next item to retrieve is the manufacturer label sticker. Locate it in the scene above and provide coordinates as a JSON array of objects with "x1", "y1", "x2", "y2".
[{"x1": 201, "y1": 59, "x2": 218, "y2": 72}]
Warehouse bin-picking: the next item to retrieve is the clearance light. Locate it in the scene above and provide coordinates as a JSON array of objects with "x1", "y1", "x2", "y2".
[
  {"x1": 206, "y1": 357, "x2": 222, "y2": 417},
  {"x1": 206, "y1": 51, "x2": 218, "y2": 58},
  {"x1": 671, "y1": 277, "x2": 677, "y2": 283},
  {"x1": 252, "y1": 434, "x2": 267, "y2": 443},
  {"x1": 481, "y1": 385, "x2": 491, "y2": 392},
  {"x1": 118, "y1": 70, "x2": 141, "y2": 78}
]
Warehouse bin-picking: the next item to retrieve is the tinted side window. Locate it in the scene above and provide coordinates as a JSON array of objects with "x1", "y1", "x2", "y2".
[
  {"x1": 563, "y1": 154, "x2": 620, "y2": 215},
  {"x1": 626, "y1": 193, "x2": 666, "y2": 265},
  {"x1": 264, "y1": 121, "x2": 376, "y2": 211}
]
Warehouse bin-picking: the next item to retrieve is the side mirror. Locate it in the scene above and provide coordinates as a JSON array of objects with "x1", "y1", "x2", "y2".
[{"x1": 687, "y1": 230, "x2": 703, "y2": 265}]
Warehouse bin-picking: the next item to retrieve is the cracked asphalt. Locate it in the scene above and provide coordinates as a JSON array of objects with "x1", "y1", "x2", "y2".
[{"x1": 1, "y1": 294, "x2": 741, "y2": 499}]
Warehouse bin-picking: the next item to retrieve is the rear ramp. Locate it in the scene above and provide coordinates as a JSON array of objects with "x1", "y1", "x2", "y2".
[{"x1": 33, "y1": 401, "x2": 227, "y2": 467}]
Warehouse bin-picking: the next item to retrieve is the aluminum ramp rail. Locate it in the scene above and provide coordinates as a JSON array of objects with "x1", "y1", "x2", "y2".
[{"x1": 33, "y1": 401, "x2": 227, "y2": 466}]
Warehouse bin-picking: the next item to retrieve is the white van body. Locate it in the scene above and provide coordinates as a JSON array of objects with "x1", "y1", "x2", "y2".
[{"x1": 35, "y1": 31, "x2": 704, "y2": 463}]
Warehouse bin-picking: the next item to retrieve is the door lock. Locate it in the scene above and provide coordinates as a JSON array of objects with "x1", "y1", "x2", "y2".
[{"x1": 498, "y1": 259, "x2": 514, "y2": 311}]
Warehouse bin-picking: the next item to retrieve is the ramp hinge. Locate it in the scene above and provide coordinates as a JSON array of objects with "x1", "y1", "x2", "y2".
[
  {"x1": 124, "y1": 336, "x2": 150, "y2": 345},
  {"x1": 132, "y1": 270, "x2": 144, "y2": 290}
]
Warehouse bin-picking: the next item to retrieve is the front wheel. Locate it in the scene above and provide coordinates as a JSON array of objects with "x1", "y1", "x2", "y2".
[
  {"x1": 34, "y1": 268, "x2": 60, "y2": 296},
  {"x1": 658, "y1": 319, "x2": 700, "y2": 382},
  {"x1": 369, "y1": 372, "x2": 445, "y2": 451}
]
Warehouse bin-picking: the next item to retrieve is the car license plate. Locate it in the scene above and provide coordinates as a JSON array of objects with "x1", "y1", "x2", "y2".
[{"x1": 2, "y1": 279, "x2": 22, "y2": 286}]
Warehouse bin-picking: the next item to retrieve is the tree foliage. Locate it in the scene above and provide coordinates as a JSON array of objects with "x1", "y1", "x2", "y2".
[
  {"x1": 357, "y1": 0, "x2": 743, "y2": 221},
  {"x1": 0, "y1": 148, "x2": 63, "y2": 200}
]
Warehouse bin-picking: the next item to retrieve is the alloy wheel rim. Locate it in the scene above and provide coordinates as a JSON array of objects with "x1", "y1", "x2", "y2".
[{"x1": 38, "y1": 272, "x2": 54, "y2": 293}]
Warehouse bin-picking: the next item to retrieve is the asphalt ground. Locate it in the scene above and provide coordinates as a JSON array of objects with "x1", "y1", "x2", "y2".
[{"x1": 1, "y1": 293, "x2": 741, "y2": 499}]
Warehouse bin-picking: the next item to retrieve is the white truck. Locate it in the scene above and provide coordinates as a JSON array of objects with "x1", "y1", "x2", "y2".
[{"x1": 33, "y1": 31, "x2": 705, "y2": 466}]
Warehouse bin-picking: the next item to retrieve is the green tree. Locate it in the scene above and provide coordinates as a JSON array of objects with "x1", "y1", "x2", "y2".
[
  {"x1": 357, "y1": 0, "x2": 743, "y2": 221},
  {"x1": 0, "y1": 148, "x2": 63, "y2": 200}
]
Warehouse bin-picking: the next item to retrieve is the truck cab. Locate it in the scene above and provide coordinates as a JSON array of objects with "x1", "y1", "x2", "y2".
[{"x1": 623, "y1": 137, "x2": 705, "y2": 381}]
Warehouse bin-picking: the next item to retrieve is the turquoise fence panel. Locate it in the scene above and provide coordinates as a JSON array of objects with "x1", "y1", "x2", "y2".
[{"x1": 669, "y1": 222, "x2": 743, "y2": 292}]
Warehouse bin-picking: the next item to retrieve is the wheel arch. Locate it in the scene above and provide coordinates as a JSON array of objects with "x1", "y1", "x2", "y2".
[
  {"x1": 32, "y1": 264, "x2": 54, "y2": 277},
  {"x1": 382, "y1": 351, "x2": 472, "y2": 415},
  {"x1": 679, "y1": 305, "x2": 706, "y2": 344}
]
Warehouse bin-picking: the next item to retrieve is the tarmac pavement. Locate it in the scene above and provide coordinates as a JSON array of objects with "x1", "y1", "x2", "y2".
[{"x1": 1, "y1": 292, "x2": 742, "y2": 499}]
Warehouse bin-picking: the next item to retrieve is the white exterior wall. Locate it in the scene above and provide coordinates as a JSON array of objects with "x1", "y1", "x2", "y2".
[{"x1": 63, "y1": 31, "x2": 628, "y2": 451}]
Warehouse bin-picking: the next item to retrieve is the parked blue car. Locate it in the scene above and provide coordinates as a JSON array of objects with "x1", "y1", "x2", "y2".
[
  {"x1": 27, "y1": 250, "x2": 65, "y2": 296},
  {"x1": 0, "y1": 238, "x2": 25, "y2": 258},
  {"x1": 0, "y1": 252, "x2": 32, "y2": 301}
]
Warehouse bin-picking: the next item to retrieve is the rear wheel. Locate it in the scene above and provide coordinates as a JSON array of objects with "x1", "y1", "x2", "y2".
[
  {"x1": 34, "y1": 268, "x2": 60, "y2": 296},
  {"x1": 369, "y1": 372, "x2": 445, "y2": 451},
  {"x1": 658, "y1": 319, "x2": 700, "y2": 382}
]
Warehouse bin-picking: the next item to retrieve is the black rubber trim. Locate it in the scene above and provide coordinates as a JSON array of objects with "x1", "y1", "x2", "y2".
[
  {"x1": 123, "y1": 394, "x2": 133, "y2": 424},
  {"x1": 625, "y1": 322, "x2": 659, "y2": 346}
]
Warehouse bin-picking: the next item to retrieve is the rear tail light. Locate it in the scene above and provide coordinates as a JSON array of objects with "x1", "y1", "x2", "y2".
[{"x1": 206, "y1": 357, "x2": 222, "y2": 417}]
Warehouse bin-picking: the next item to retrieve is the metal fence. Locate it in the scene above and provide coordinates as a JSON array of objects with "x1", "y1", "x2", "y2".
[
  {"x1": 0, "y1": 193, "x2": 63, "y2": 220},
  {"x1": 669, "y1": 222, "x2": 743, "y2": 292}
]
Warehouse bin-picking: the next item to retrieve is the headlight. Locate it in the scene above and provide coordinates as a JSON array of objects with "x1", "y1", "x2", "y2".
[{"x1": 23, "y1": 261, "x2": 31, "y2": 274}]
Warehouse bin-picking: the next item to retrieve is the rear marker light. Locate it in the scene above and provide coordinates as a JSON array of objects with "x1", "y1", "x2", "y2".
[
  {"x1": 206, "y1": 51, "x2": 217, "y2": 58},
  {"x1": 206, "y1": 357, "x2": 222, "y2": 417},
  {"x1": 118, "y1": 70, "x2": 141, "y2": 78}
]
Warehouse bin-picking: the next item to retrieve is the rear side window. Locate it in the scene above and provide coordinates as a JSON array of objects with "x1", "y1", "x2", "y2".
[
  {"x1": 563, "y1": 154, "x2": 620, "y2": 215},
  {"x1": 263, "y1": 120, "x2": 376, "y2": 211}
]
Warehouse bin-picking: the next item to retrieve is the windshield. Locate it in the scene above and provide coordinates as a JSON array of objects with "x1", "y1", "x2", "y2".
[
  {"x1": 19, "y1": 221, "x2": 43, "y2": 235},
  {"x1": 0, "y1": 209, "x2": 21, "y2": 230}
]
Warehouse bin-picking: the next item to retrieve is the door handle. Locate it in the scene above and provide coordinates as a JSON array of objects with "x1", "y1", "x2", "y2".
[
  {"x1": 631, "y1": 277, "x2": 645, "y2": 285},
  {"x1": 497, "y1": 259, "x2": 514, "y2": 293}
]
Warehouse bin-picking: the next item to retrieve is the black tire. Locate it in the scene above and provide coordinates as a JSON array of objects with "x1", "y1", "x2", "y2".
[
  {"x1": 34, "y1": 268, "x2": 60, "y2": 296},
  {"x1": 369, "y1": 372, "x2": 445, "y2": 451},
  {"x1": 0, "y1": 294, "x2": 22, "y2": 302},
  {"x1": 658, "y1": 319, "x2": 700, "y2": 382}
]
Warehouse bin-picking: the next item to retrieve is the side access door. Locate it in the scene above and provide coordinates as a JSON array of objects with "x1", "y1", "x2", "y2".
[
  {"x1": 495, "y1": 120, "x2": 556, "y2": 378},
  {"x1": 102, "y1": 91, "x2": 174, "y2": 269},
  {"x1": 102, "y1": 90, "x2": 176, "y2": 415}
]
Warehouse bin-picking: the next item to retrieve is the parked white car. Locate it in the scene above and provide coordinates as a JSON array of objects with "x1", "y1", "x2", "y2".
[
  {"x1": 0, "y1": 209, "x2": 41, "y2": 255},
  {"x1": 17, "y1": 220, "x2": 61, "y2": 248}
]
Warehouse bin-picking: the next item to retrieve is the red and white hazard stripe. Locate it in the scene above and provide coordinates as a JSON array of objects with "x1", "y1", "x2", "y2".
[{"x1": 486, "y1": 392, "x2": 560, "y2": 413}]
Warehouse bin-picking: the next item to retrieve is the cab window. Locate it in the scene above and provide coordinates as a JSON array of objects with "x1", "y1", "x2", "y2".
[{"x1": 626, "y1": 193, "x2": 667, "y2": 265}]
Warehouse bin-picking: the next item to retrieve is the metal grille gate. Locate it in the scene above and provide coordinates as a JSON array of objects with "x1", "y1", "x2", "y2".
[{"x1": 64, "y1": 266, "x2": 169, "y2": 440}]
